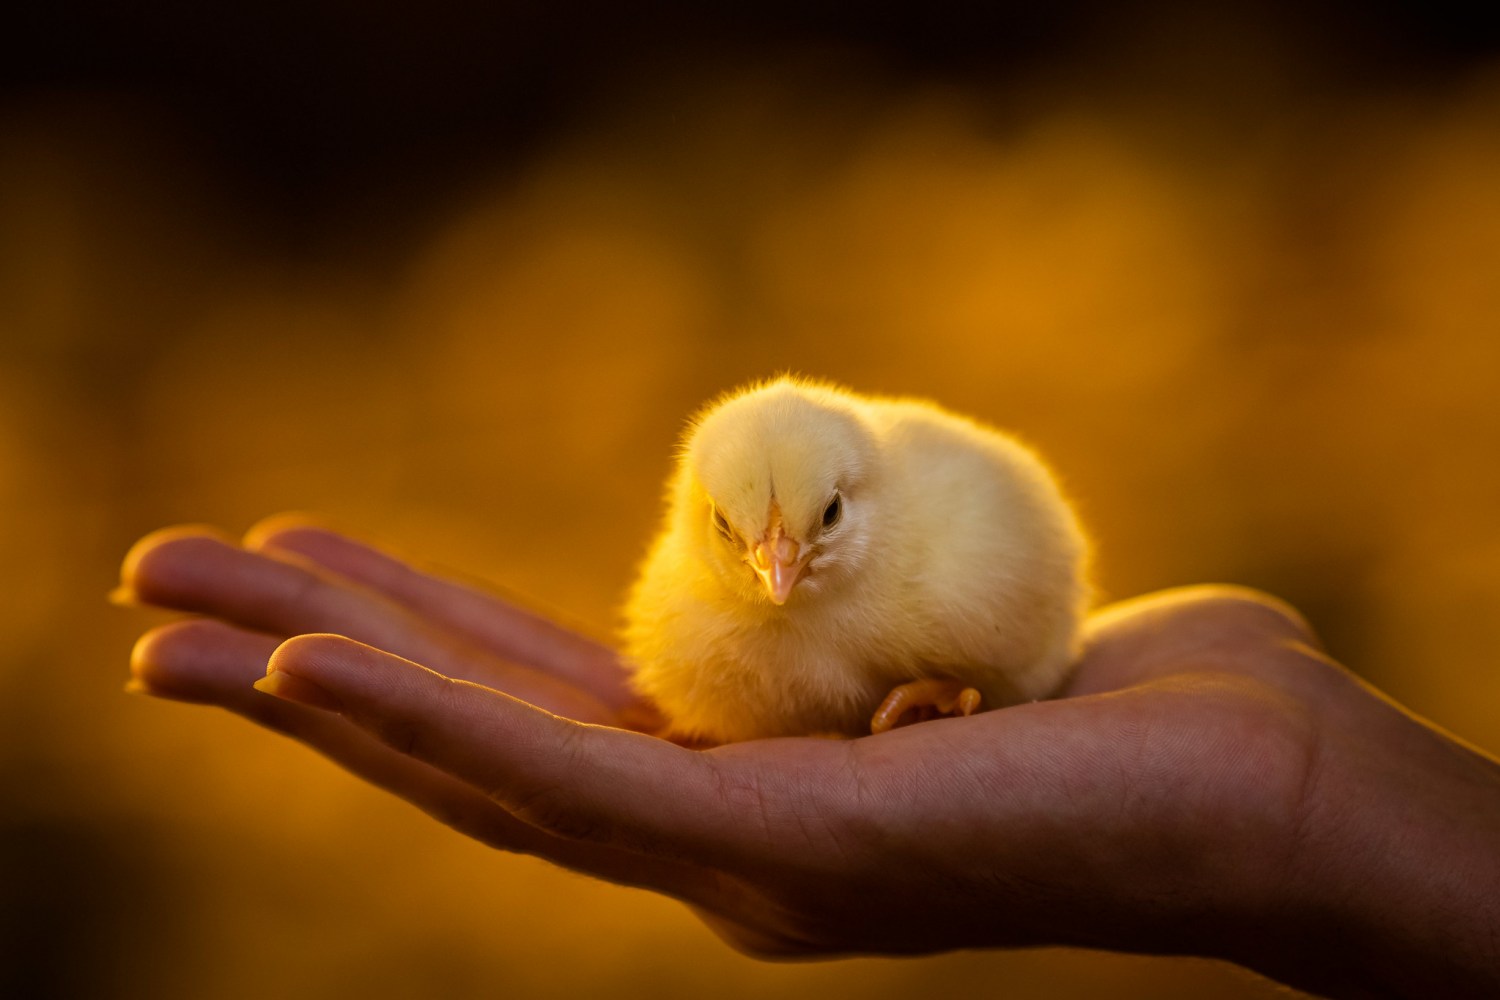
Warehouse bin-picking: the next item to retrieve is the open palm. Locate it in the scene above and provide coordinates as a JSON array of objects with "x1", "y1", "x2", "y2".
[{"x1": 121, "y1": 516, "x2": 1500, "y2": 997}]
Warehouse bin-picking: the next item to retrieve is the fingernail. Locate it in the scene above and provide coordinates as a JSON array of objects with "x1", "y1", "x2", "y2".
[
  {"x1": 253, "y1": 670, "x2": 343, "y2": 712},
  {"x1": 108, "y1": 585, "x2": 141, "y2": 607}
]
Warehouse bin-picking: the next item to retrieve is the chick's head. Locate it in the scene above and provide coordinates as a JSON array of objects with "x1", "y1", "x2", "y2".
[{"x1": 684, "y1": 379, "x2": 878, "y2": 607}]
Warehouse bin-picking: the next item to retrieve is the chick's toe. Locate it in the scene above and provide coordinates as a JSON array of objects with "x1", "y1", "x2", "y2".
[{"x1": 870, "y1": 679, "x2": 983, "y2": 734}]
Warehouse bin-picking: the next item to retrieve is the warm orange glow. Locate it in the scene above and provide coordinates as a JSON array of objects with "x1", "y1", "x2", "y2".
[{"x1": 4, "y1": 35, "x2": 1500, "y2": 1000}]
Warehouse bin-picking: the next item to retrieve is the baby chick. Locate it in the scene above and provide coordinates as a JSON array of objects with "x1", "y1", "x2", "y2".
[{"x1": 623, "y1": 376, "x2": 1089, "y2": 744}]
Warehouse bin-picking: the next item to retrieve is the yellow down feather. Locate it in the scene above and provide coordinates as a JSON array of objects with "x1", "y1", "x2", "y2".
[{"x1": 623, "y1": 376, "x2": 1090, "y2": 743}]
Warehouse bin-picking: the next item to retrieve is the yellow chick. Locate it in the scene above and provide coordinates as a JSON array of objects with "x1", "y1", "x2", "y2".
[{"x1": 623, "y1": 376, "x2": 1089, "y2": 744}]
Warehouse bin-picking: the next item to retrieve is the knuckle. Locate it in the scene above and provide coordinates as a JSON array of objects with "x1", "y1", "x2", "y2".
[
  {"x1": 505, "y1": 783, "x2": 607, "y2": 843},
  {"x1": 352, "y1": 683, "x2": 447, "y2": 760},
  {"x1": 270, "y1": 565, "x2": 326, "y2": 623},
  {"x1": 1180, "y1": 584, "x2": 1322, "y2": 647},
  {"x1": 365, "y1": 712, "x2": 424, "y2": 758},
  {"x1": 499, "y1": 726, "x2": 614, "y2": 845}
]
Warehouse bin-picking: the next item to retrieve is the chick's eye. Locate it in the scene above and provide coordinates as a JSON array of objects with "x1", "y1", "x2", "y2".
[
  {"x1": 822, "y1": 493, "x2": 842, "y2": 530},
  {"x1": 711, "y1": 506, "x2": 732, "y2": 539}
]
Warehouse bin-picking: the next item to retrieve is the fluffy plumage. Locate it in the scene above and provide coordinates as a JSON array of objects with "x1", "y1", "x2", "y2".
[{"x1": 623, "y1": 376, "x2": 1089, "y2": 743}]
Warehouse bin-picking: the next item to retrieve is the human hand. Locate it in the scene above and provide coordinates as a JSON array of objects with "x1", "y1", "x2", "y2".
[
  {"x1": 120, "y1": 518, "x2": 1500, "y2": 998},
  {"x1": 119, "y1": 515, "x2": 651, "y2": 728}
]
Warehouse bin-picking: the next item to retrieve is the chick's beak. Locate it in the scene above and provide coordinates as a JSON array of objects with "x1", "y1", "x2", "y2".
[{"x1": 750, "y1": 530, "x2": 811, "y2": 605}]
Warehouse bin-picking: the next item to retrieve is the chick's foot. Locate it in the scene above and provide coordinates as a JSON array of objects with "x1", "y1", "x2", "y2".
[{"x1": 870, "y1": 679, "x2": 982, "y2": 734}]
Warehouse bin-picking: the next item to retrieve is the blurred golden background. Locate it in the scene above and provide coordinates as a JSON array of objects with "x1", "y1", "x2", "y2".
[{"x1": 4, "y1": 2, "x2": 1499, "y2": 997}]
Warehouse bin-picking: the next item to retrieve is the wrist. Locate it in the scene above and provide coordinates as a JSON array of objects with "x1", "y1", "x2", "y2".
[{"x1": 1240, "y1": 707, "x2": 1500, "y2": 997}]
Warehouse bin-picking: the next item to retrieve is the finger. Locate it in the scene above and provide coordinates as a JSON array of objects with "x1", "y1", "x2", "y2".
[
  {"x1": 123, "y1": 527, "x2": 429, "y2": 648},
  {"x1": 120, "y1": 530, "x2": 617, "y2": 723},
  {"x1": 257, "y1": 633, "x2": 852, "y2": 875},
  {"x1": 243, "y1": 514, "x2": 632, "y2": 708},
  {"x1": 127, "y1": 619, "x2": 722, "y2": 904},
  {"x1": 1068, "y1": 585, "x2": 1324, "y2": 696},
  {"x1": 111, "y1": 524, "x2": 236, "y2": 606}
]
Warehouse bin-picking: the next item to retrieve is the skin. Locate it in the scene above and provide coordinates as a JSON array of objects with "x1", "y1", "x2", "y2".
[{"x1": 118, "y1": 515, "x2": 1500, "y2": 998}]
